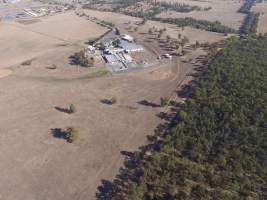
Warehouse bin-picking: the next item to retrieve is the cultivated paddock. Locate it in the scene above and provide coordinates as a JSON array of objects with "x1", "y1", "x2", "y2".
[
  {"x1": 252, "y1": 1, "x2": 267, "y2": 34},
  {"x1": 156, "y1": 0, "x2": 246, "y2": 30},
  {"x1": 84, "y1": 9, "x2": 227, "y2": 56},
  {"x1": 0, "y1": 11, "x2": 107, "y2": 68}
]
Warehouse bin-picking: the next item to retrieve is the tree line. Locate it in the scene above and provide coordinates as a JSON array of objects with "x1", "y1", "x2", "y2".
[
  {"x1": 148, "y1": 0, "x2": 211, "y2": 13},
  {"x1": 238, "y1": 0, "x2": 263, "y2": 14},
  {"x1": 154, "y1": 17, "x2": 237, "y2": 33},
  {"x1": 96, "y1": 36, "x2": 267, "y2": 200},
  {"x1": 83, "y1": 0, "x2": 235, "y2": 34},
  {"x1": 238, "y1": 0, "x2": 261, "y2": 36},
  {"x1": 240, "y1": 12, "x2": 260, "y2": 35}
]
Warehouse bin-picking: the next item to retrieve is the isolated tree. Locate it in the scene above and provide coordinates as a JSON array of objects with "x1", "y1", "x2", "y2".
[
  {"x1": 110, "y1": 97, "x2": 117, "y2": 105},
  {"x1": 195, "y1": 40, "x2": 200, "y2": 48},
  {"x1": 166, "y1": 35, "x2": 171, "y2": 43},
  {"x1": 87, "y1": 39, "x2": 95, "y2": 45},
  {"x1": 89, "y1": 57, "x2": 94, "y2": 67},
  {"x1": 174, "y1": 43, "x2": 181, "y2": 55},
  {"x1": 160, "y1": 97, "x2": 169, "y2": 107},
  {"x1": 69, "y1": 104, "x2": 76, "y2": 114},
  {"x1": 74, "y1": 51, "x2": 89, "y2": 67},
  {"x1": 183, "y1": 36, "x2": 189, "y2": 44},
  {"x1": 65, "y1": 127, "x2": 79, "y2": 143},
  {"x1": 140, "y1": 18, "x2": 147, "y2": 25},
  {"x1": 115, "y1": 28, "x2": 120, "y2": 35}
]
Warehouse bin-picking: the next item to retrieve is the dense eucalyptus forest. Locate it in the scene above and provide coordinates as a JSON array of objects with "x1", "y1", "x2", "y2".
[
  {"x1": 97, "y1": 36, "x2": 267, "y2": 200},
  {"x1": 93, "y1": 0, "x2": 266, "y2": 199}
]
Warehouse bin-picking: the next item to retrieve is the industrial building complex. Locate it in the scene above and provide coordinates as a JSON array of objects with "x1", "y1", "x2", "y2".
[{"x1": 86, "y1": 32, "x2": 153, "y2": 73}]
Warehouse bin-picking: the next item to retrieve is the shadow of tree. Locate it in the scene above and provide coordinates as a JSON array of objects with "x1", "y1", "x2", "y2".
[
  {"x1": 137, "y1": 100, "x2": 160, "y2": 108},
  {"x1": 177, "y1": 80, "x2": 197, "y2": 99},
  {"x1": 95, "y1": 55, "x2": 206, "y2": 199},
  {"x1": 51, "y1": 128, "x2": 66, "y2": 139},
  {"x1": 69, "y1": 55, "x2": 79, "y2": 65},
  {"x1": 55, "y1": 106, "x2": 70, "y2": 114},
  {"x1": 96, "y1": 179, "x2": 120, "y2": 200},
  {"x1": 95, "y1": 98, "x2": 185, "y2": 200},
  {"x1": 100, "y1": 99, "x2": 113, "y2": 105}
]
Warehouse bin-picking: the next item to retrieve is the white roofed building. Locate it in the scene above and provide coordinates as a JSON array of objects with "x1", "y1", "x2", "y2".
[{"x1": 121, "y1": 34, "x2": 134, "y2": 42}]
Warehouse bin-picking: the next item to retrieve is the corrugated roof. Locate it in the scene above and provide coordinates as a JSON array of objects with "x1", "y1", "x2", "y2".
[{"x1": 104, "y1": 54, "x2": 118, "y2": 63}]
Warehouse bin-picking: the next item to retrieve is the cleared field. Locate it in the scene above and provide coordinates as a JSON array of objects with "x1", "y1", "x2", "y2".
[
  {"x1": 0, "y1": 43, "x2": 197, "y2": 199},
  {"x1": 137, "y1": 20, "x2": 226, "y2": 44},
  {"x1": 156, "y1": 0, "x2": 246, "y2": 30},
  {"x1": 84, "y1": 9, "x2": 226, "y2": 47},
  {"x1": 0, "y1": 11, "x2": 107, "y2": 68},
  {"x1": 252, "y1": 1, "x2": 267, "y2": 34},
  {"x1": 0, "y1": 5, "x2": 231, "y2": 200}
]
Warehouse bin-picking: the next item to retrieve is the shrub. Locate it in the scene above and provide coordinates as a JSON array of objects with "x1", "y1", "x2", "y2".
[
  {"x1": 87, "y1": 38, "x2": 96, "y2": 45},
  {"x1": 47, "y1": 64, "x2": 57, "y2": 70},
  {"x1": 115, "y1": 28, "x2": 120, "y2": 35},
  {"x1": 21, "y1": 60, "x2": 32, "y2": 66},
  {"x1": 69, "y1": 104, "x2": 76, "y2": 114},
  {"x1": 65, "y1": 127, "x2": 78, "y2": 143},
  {"x1": 160, "y1": 97, "x2": 169, "y2": 107},
  {"x1": 73, "y1": 51, "x2": 94, "y2": 67},
  {"x1": 110, "y1": 97, "x2": 117, "y2": 104}
]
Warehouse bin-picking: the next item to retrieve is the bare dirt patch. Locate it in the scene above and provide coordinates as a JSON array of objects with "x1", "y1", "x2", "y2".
[{"x1": 0, "y1": 69, "x2": 13, "y2": 78}]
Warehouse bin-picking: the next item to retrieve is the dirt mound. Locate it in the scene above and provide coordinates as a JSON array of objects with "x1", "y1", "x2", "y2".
[{"x1": 0, "y1": 69, "x2": 13, "y2": 78}]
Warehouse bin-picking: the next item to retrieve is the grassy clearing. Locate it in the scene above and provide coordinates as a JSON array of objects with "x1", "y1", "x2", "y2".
[
  {"x1": 77, "y1": 69, "x2": 110, "y2": 80},
  {"x1": 23, "y1": 69, "x2": 110, "y2": 83}
]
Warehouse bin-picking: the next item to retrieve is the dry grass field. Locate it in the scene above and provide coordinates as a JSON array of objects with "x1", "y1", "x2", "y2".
[
  {"x1": 0, "y1": 9, "x2": 201, "y2": 200},
  {"x1": 156, "y1": 0, "x2": 246, "y2": 30},
  {"x1": 0, "y1": 43, "x2": 196, "y2": 200},
  {"x1": 84, "y1": 9, "x2": 227, "y2": 56},
  {"x1": 252, "y1": 1, "x2": 267, "y2": 34},
  {"x1": 0, "y1": 12, "x2": 107, "y2": 69},
  {"x1": 0, "y1": 1, "x2": 243, "y2": 199}
]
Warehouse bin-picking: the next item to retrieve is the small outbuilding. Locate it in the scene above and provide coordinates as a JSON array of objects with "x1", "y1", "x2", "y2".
[{"x1": 121, "y1": 34, "x2": 134, "y2": 42}]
